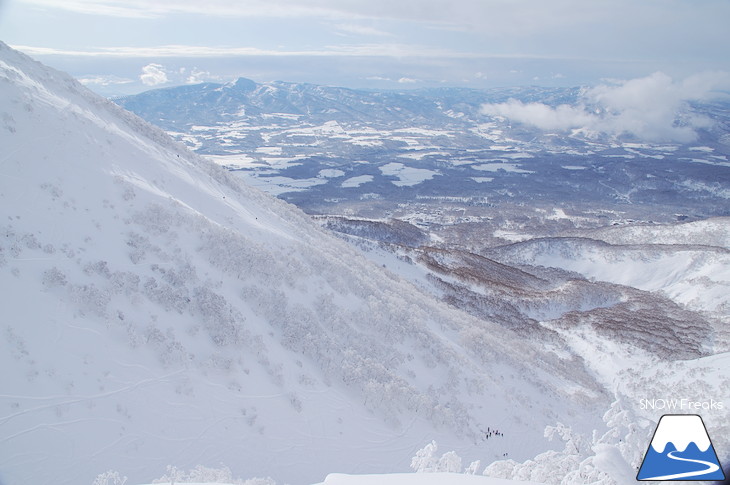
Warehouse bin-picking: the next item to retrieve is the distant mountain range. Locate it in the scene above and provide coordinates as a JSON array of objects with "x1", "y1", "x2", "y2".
[
  {"x1": 115, "y1": 77, "x2": 581, "y2": 133},
  {"x1": 116, "y1": 78, "x2": 730, "y2": 226}
]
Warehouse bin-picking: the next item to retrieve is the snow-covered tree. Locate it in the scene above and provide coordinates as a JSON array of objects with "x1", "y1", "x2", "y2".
[
  {"x1": 92, "y1": 470, "x2": 127, "y2": 485},
  {"x1": 410, "y1": 440, "x2": 439, "y2": 472},
  {"x1": 410, "y1": 441, "x2": 465, "y2": 473}
]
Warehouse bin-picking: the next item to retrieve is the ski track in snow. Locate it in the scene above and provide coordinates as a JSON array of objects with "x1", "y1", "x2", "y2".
[{"x1": 0, "y1": 370, "x2": 185, "y2": 429}]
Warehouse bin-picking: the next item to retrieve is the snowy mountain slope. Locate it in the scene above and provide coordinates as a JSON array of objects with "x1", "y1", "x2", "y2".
[
  {"x1": 493, "y1": 330, "x2": 730, "y2": 484},
  {"x1": 314, "y1": 472, "x2": 545, "y2": 485},
  {"x1": 0, "y1": 44, "x2": 608, "y2": 485},
  {"x1": 579, "y1": 217, "x2": 730, "y2": 248},
  {"x1": 106, "y1": 59, "x2": 730, "y2": 485},
  {"x1": 325, "y1": 224, "x2": 717, "y2": 361},
  {"x1": 309, "y1": 221, "x2": 729, "y2": 482},
  {"x1": 480, "y1": 234, "x2": 730, "y2": 355},
  {"x1": 486, "y1": 236, "x2": 730, "y2": 315},
  {"x1": 132, "y1": 471, "x2": 546, "y2": 485}
]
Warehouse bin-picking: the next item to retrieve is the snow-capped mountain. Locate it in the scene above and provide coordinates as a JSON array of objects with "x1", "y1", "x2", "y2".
[
  {"x1": 115, "y1": 78, "x2": 579, "y2": 133},
  {"x1": 0, "y1": 43, "x2": 615, "y2": 485}
]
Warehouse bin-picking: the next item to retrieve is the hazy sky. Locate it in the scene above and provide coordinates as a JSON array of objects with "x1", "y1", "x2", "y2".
[{"x1": 2, "y1": 0, "x2": 729, "y2": 95}]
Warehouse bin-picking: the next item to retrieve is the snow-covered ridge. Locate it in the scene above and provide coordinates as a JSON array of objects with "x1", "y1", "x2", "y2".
[
  {"x1": 488, "y1": 235, "x2": 730, "y2": 315},
  {"x1": 583, "y1": 217, "x2": 730, "y2": 248}
]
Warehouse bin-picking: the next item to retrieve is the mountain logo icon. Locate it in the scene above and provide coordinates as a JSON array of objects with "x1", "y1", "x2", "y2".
[{"x1": 637, "y1": 414, "x2": 725, "y2": 481}]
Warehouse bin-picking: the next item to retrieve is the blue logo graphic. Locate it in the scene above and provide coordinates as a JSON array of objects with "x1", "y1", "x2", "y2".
[{"x1": 637, "y1": 414, "x2": 725, "y2": 481}]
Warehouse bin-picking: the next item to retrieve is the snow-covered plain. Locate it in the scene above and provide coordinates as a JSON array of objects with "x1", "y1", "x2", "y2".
[
  {"x1": 341, "y1": 175, "x2": 374, "y2": 188},
  {"x1": 378, "y1": 162, "x2": 440, "y2": 187}
]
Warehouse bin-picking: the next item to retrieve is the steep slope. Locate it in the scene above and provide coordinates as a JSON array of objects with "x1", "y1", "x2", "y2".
[{"x1": 0, "y1": 44, "x2": 606, "y2": 485}]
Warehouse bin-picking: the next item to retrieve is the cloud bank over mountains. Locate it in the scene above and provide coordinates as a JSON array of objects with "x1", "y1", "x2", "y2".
[
  {"x1": 140, "y1": 63, "x2": 169, "y2": 86},
  {"x1": 481, "y1": 72, "x2": 730, "y2": 142},
  {"x1": 6, "y1": 0, "x2": 730, "y2": 94}
]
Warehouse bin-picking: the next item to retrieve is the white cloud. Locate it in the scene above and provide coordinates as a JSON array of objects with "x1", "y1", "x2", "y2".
[
  {"x1": 140, "y1": 63, "x2": 169, "y2": 86},
  {"x1": 481, "y1": 72, "x2": 730, "y2": 142},
  {"x1": 180, "y1": 67, "x2": 217, "y2": 84},
  {"x1": 483, "y1": 100, "x2": 594, "y2": 132},
  {"x1": 20, "y1": 0, "x2": 727, "y2": 37},
  {"x1": 10, "y1": 0, "x2": 702, "y2": 37},
  {"x1": 0, "y1": 1, "x2": 633, "y2": 26},
  {"x1": 17, "y1": 0, "x2": 369, "y2": 19},
  {"x1": 334, "y1": 23, "x2": 393, "y2": 37},
  {"x1": 13, "y1": 43, "x2": 486, "y2": 59},
  {"x1": 14, "y1": 0, "x2": 730, "y2": 73},
  {"x1": 78, "y1": 75, "x2": 133, "y2": 86},
  {"x1": 17, "y1": 0, "x2": 161, "y2": 18},
  {"x1": 397, "y1": 77, "x2": 419, "y2": 84}
]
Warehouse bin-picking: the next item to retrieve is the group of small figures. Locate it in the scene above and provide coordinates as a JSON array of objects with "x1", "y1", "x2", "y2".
[{"x1": 482, "y1": 427, "x2": 504, "y2": 440}]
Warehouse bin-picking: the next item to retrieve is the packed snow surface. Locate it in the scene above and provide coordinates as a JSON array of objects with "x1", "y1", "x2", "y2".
[{"x1": 314, "y1": 472, "x2": 545, "y2": 485}]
